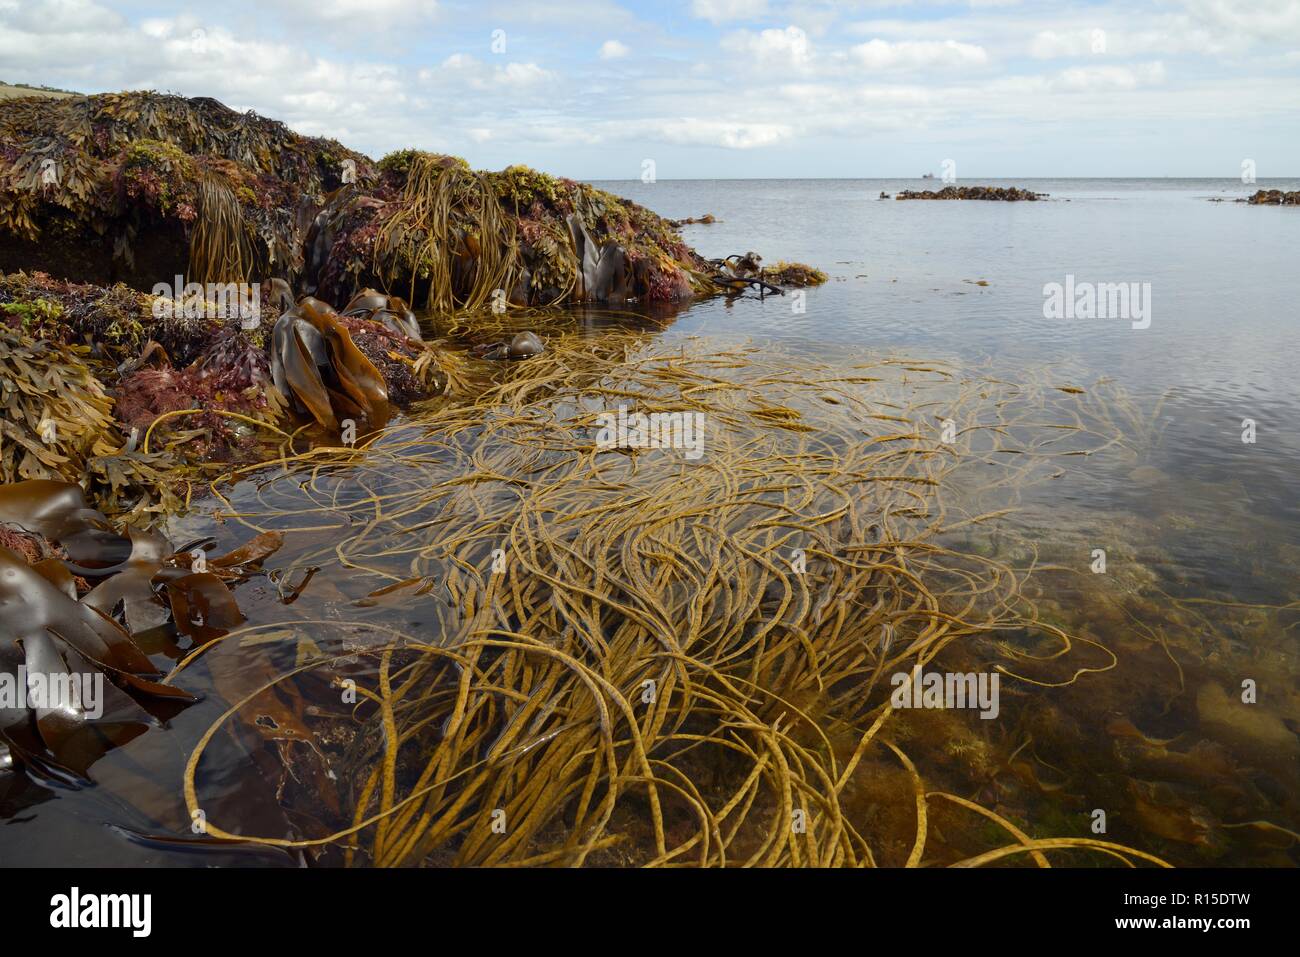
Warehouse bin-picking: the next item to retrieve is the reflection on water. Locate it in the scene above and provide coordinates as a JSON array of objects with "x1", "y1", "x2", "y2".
[{"x1": 2, "y1": 181, "x2": 1297, "y2": 866}]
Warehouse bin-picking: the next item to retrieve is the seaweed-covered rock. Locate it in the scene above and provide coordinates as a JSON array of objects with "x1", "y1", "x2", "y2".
[
  {"x1": 114, "y1": 326, "x2": 285, "y2": 458},
  {"x1": 1, "y1": 91, "x2": 824, "y2": 313},
  {"x1": 0, "y1": 324, "x2": 179, "y2": 516},
  {"x1": 1247, "y1": 189, "x2": 1300, "y2": 205},
  {"x1": 0, "y1": 270, "x2": 153, "y2": 354},
  {"x1": 308, "y1": 153, "x2": 715, "y2": 309},
  {"x1": 761, "y1": 261, "x2": 828, "y2": 286},
  {"x1": 0, "y1": 269, "x2": 457, "y2": 515},
  {"x1": 0, "y1": 91, "x2": 369, "y2": 289},
  {"x1": 896, "y1": 186, "x2": 1046, "y2": 202},
  {"x1": 667, "y1": 213, "x2": 717, "y2": 226}
]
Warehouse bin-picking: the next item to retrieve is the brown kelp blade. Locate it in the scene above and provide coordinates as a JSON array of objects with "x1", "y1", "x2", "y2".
[
  {"x1": 4, "y1": 635, "x2": 152, "y2": 780},
  {"x1": 270, "y1": 294, "x2": 395, "y2": 431},
  {"x1": 164, "y1": 572, "x2": 246, "y2": 643},
  {"x1": 272, "y1": 309, "x2": 339, "y2": 431},
  {"x1": 210, "y1": 530, "x2": 284, "y2": 572},
  {"x1": 300, "y1": 298, "x2": 390, "y2": 426},
  {"x1": 0, "y1": 546, "x2": 156, "y2": 675},
  {"x1": 106, "y1": 824, "x2": 304, "y2": 866},
  {"x1": 343, "y1": 289, "x2": 422, "y2": 341},
  {"x1": 82, "y1": 565, "x2": 172, "y2": 634},
  {"x1": 80, "y1": 526, "x2": 178, "y2": 634},
  {"x1": 22, "y1": 631, "x2": 89, "y2": 756},
  {"x1": 0, "y1": 479, "x2": 98, "y2": 537},
  {"x1": 342, "y1": 289, "x2": 390, "y2": 315},
  {"x1": 0, "y1": 479, "x2": 129, "y2": 569},
  {"x1": 593, "y1": 243, "x2": 630, "y2": 303},
  {"x1": 0, "y1": 479, "x2": 226, "y2": 781},
  {"x1": 31, "y1": 558, "x2": 79, "y2": 599}
]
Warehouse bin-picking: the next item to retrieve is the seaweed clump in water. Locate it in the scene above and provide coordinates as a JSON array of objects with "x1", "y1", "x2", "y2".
[
  {"x1": 307, "y1": 152, "x2": 826, "y2": 310},
  {"x1": 0, "y1": 478, "x2": 282, "y2": 783},
  {"x1": 1246, "y1": 189, "x2": 1300, "y2": 205},
  {"x1": 174, "y1": 333, "x2": 1171, "y2": 868}
]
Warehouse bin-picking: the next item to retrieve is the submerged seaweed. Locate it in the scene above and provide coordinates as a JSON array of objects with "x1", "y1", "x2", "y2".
[
  {"x1": 0, "y1": 479, "x2": 282, "y2": 782},
  {"x1": 167, "y1": 332, "x2": 1188, "y2": 868}
]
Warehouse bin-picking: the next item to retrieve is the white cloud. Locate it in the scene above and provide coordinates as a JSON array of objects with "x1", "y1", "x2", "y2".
[
  {"x1": 283, "y1": 0, "x2": 437, "y2": 22},
  {"x1": 0, "y1": 0, "x2": 121, "y2": 33},
  {"x1": 1030, "y1": 29, "x2": 1106, "y2": 59},
  {"x1": 1030, "y1": 26, "x2": 1233, "y2": 58},
  {"x1": 599, "y1": 39, "x2": 629, "y2": 60},
  {"x1": 1051, "y1": 62, "x2": 1166, "y2": 92},
  {"x1": 433, "y1": 54, "x2": 552, "y2": 89},
  {"x1": 722, "y1": 26, "x2": 811, "y2": 69},
  {"x1": 852, "y1": 38, "x2": 988, "y2": 71},
  {"x1": 496, "y1": 62, "x2": 552, "y2": 86},
  {"x1": 1179, "y1": 0, "x2": 1300, "y2": 44},
  {"x1": 657, "y1": 118, "x2": 793, "y2": 149},
  {"x1": 691, "y1": 0, "x2": 768, "y2": 27}
]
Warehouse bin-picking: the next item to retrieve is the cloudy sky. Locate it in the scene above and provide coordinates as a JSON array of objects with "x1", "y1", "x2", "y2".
[{"x1": 2, "y1": 0, "x2": 1298, "y2": 179}]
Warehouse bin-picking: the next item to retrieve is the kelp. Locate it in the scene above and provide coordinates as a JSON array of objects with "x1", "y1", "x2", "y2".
[
  {"x1": 271, "y1": 294, "x2": 390, "y2": 433},
  {"x1": 309, "y1": 150, "x2": 823, "y2": 312},
  {"x1": 115, "y1": 326, "x2": 287, "y2": 460},
  {"x1": 470, "y1": 331, "x2": 545, "y2": 361},
  {"x1": 0, "y1": 479, "x2": 281, "y2": 781},
  {"x1": 373, "y1": 153, "x2": 520, "y2": 313},
  {"x1": 170, "y1": 332, "x2": 1179, "y2": 867},
  {"x1": 1247, "y1": 189, "x2": 1300, "y2": 206},
  {"x1": 0, "y1": 323, "x2": 181, "y2": 515},
  {"x1": 761, "y1": 261, "x2": 829, "y2": 287},
  {"x1": 705, "y1": 252, "x2": 785, "y2": 296},
  {"x1": 0, "y1": 271, "x2": 455, "y2": 510},
  {"x1": 667, "y1": 214, "x2": 718, "y2": 226},
  {"x1": 0, "y1": 325, "x2": 117, "y2": 481},
  {"x1": 341, "y1": 288, "x2": 421, "y2": 342},
  {"x1": 0, "y1": 271, "x2": 154, "y2": 354},
  {"x1": 187, "y1": 170, "x2": 256, "y2": 285}
]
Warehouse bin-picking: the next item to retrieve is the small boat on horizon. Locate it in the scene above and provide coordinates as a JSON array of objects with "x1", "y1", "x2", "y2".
[{"x1": 921, "y1": 172, "x2": 935, "y2": 179}]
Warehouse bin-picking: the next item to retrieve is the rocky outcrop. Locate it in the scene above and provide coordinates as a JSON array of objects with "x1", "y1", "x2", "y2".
[
  {"x1": 1247, "y1": 189, "x2": 1300, "y2": 205},
  {"x1": 896, "y1": 185, "x2": 1046, "y2": 202},
  {"x1": 1, "y1": 92, "x2": 822, "y2": 312}
]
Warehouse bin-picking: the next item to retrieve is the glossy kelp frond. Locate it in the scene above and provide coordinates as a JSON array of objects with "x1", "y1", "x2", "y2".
[
  {"x1": 270, "y1": 294, "x2": 391, "y2": 432},
  {"x1": 0, "y1": 480, "x2": 282, "y2": 781}
]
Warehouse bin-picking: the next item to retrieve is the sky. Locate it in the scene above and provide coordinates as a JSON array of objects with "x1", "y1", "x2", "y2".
[{"x1": 2, "y1": 0, "x2": 1298, "y2": 179}]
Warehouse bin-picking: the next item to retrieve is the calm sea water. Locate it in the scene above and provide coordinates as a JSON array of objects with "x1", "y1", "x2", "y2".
[
  {"x1": 597, "y1": 178, "x2": 1300, "y2": 865},
  {"x1": 594, "y1": 177, "x2": 1300, "y2": 587},
  {"x1": 3, "y1": 179, "x2": 1297, "y2": 866}
]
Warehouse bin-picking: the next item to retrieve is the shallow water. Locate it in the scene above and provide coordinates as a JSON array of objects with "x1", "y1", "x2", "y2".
[
  {"x1": 595, "y1": 177, "x2": 1300, "y2": 864},
  {"x1": 599, "y1": 178, "x2": 1300, "y2": 589},
  {"x1": 2, "y1": 178, "x2": 1297, "y2": 866}
]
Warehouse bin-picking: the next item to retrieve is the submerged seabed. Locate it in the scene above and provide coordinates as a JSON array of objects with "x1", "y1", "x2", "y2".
[{"x1": 3, "y1": 308, "x2": 1295, "y2": 867}]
